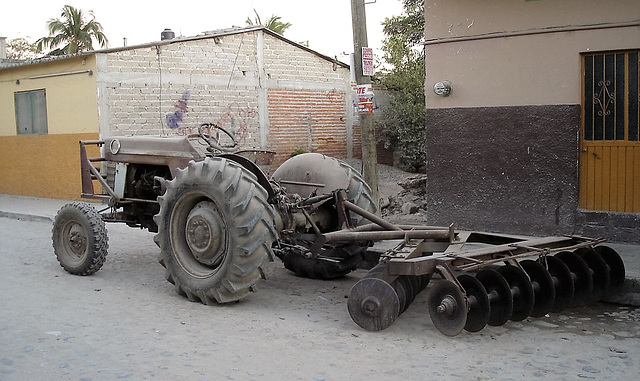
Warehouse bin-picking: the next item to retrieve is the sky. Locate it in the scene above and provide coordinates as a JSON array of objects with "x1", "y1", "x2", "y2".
[{"x1": 1, "y1": 0, "x2": 405, "y2": 60}]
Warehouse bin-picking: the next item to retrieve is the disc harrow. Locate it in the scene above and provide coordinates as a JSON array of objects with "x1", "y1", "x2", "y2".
[{"x1": 348, "y1": 231, "x2": 626, "y2": 336}]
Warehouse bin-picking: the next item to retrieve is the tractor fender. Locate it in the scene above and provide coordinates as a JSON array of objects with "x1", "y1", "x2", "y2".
[
  {"x1": 271, "y1": 153, "x2": 351, "y2": 197},
  {"x1": 218, "y1": 154, "x2": 276, "y2": 200}
]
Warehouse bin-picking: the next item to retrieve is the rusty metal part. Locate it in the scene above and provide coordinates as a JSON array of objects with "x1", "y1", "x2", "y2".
[
  {"x1": 595, "y1": 246, "x2": 626, "y2": 291},
  {"x1": 458, "y1": 274, "x2": 490, "y2": 333},
  {"x1": 520, "y1": 260, "x2": 555, "y2": 318},
  {"x1": 476, "y1": 268, "x2": 513, "y2": 327},
  {"x1": 575, "y1": 247, "x2": 610, "y2": 300},
  {"x1": 498, "y1": 265, "x2": 535, "y2": 322},
  {"x1": 348, "y1": 265, "x2": 401, "y2": 331},
  {"x1": 546, "y1": 255, "x2": 575, "y2": 312},
  {"x1": 427, "y1": 280, "x2": 468, "y2": 337},
  {"x1": 556, "y1": 251, "x2": 593, "y2": 306}
]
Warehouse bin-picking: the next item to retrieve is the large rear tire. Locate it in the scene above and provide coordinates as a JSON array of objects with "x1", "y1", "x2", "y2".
[
  {"x1": 52, "y1": 202, "x2": 108, "y2": 275},
  {"x1": 279, "y1": 158, "x2": 377, "y2": 279},
  {"x1": 154, "y1": 157, "x2": 277, "y2": 304}
]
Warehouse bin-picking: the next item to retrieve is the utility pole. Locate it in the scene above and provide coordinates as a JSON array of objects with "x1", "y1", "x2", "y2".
[{"x1": 350, "y1": 0, "x2": 380, "y2": 211}]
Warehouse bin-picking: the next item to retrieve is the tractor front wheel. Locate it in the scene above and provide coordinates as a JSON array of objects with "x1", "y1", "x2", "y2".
[{"x1": 52, "y1": 202, "x2": 109, "y2": 275}]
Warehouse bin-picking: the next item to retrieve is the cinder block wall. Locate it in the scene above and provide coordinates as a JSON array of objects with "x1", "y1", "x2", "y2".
[{"x1": 96, "y1": 30, "x2": 358, "y2": 165}]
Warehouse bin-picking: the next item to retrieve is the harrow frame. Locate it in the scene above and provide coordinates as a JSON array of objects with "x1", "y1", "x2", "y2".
[{"x1": 320, "y1": 190, "x2": 625, "y2": 336}]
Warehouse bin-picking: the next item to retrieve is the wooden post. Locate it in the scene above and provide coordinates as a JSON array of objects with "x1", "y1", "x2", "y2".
[{"x1": 351, "y1": 0, "x2": 380, "y2": 212}]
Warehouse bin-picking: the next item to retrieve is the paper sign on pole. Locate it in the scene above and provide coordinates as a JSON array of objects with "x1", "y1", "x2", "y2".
[
  {"x1": 362, "y1": 47, "x2": 374, "y2": 76},
  {"x1": 356, "y1": 84, "x2": 374, "y2": 114}
]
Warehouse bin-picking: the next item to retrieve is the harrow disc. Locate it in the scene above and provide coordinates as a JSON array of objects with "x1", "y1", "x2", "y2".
[
  {"x1": 458, "y1": 274, "x2": 490, "y2": 333},
  {"x1": 393, "y1": 276, "x2": 414, "y2": 314},
  {"x1": 545, "y1": 255, "x2": 574, "y2": 313},
  {"x1": 595, "y1": 245, "x2": 625, "y2": 292},
  {"x1": 498, "y1": 265, "x2": 535, "y2": 321},
  {"x1": 427, "y1": 280, "x2": 468, "y2": 337},
  {"x1": 575, "y1": 247, "x2": 610, "y2": 300},
  {"x1": 520, "y1": 259, "x2": 555, "y2": 318},
  {"x1": 556, "y1": 251, "x2": 593, "y2": 307},
  {"x1": 476, "y1": 268, "x2": 513, "y2": 327},
  {"x1": 348, "y1": 277, "x2": 400, "y2": 331},
  {"x1": 406, "y1": 275, "x2": 422, "y2": 297},
  {"x1": 417, "y1": 274, "x2": 433, "y2": 292}
]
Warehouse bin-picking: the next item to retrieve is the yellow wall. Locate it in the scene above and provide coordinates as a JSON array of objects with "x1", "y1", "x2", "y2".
[
  {"x1": 0, "y1": 55, "x2": 100, "y2": 199},
  {"x1": 0, "y1": 133, "x2": 100, "y2": 199},
  {"x1": 0, "y1": 55, "x2": 98, "y2": 135}
]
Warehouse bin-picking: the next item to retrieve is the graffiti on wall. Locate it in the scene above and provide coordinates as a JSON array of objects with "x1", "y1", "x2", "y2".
[
  {"x1": 166, "y1": 91, "x2": 258, "y2": 145},
  {"x1": 214, "y1": 103, "x2": 257, "y2": 144},
  {"x1": 166, "y1": 91, "x2": 190, "y2": 129}
]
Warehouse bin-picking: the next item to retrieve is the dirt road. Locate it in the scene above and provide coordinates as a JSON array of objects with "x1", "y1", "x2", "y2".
[{"x1": 1, "y1": 217, "x2": 639, "y2": 380}]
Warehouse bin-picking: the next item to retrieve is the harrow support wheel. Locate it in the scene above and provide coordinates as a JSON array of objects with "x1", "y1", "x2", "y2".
[
  {"x1": 545, "y1": 256, "x2": 574, "y2": 313},
  {"x1": 595, "y1": 246, "x2": 625, "y2": 292},
  {"x1": 458, "y1": 274, "x2": 490, "y2": 333},
  {"x1": 476, "y1": 269, "x2": 513, "y2": 326},
  {"x1": 556, "y1": 251, "x2": 593, "y2": 307},
  {"x1": 498, "y1": 265, "x2": 535, "y2": 322},
  {"x1": 520, "y1": 260, "x2": 555, "y2": 318},
  {"x1": 427, "y1": 280, "x2": 467, "y2": 337}
]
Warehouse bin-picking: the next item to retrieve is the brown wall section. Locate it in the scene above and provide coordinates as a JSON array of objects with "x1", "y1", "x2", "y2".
[
  {"x1": 426, "y1": 105, "x2": 581, "y2": 236},
  {"x1": 0, "y1": 133, "x2": 100, "y2": 200}
]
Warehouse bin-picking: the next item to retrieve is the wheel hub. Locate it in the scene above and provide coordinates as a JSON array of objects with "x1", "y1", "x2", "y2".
[
  {"x1": 67, "y1": 223, "x2": 87, "y2": 257},
  {"x1": 185, "y1": 201, "x2": 226, "y2": 266}
]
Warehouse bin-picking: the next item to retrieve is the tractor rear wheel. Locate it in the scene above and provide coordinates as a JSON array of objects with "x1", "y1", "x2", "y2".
[
  {"x1": 52, "y1": 202, "x2": 108, "y2": 275},
  {"x1": 154, "y1": 157, "x2": 276, "y2": 304},
  {"x1": 278, "y1": 157, "x2": 377, "y2": 279}
]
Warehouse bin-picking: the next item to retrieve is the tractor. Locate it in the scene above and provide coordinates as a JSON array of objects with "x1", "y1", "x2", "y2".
[{"x1": 52, "y1": 124, "x2": 626, "y2": 336}]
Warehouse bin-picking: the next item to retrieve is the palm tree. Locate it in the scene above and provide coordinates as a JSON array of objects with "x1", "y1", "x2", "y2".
[
  {"x1": 36, "y1": 5, "x2": 108, "y2": 56},
  {"x1": 246, "y1": 10, "x2": 292, "y2": 35}
]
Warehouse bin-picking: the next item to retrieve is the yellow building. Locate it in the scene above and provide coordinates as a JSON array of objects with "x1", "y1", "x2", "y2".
[{"x1": 0, "y1": 54, "x2": 99, "y2": 199}]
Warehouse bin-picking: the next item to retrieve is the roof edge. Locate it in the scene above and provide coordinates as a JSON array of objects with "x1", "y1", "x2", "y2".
[{"x1": 1, "y1": 26, "x2": 349, "y2": 71}]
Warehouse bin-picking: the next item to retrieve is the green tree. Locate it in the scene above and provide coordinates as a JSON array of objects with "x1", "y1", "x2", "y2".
[
  {"x1": 245, "y1": 9, "x2": 292, "y2": 35},
  {"x1": 377, "y1": 0, "x2": 425, "y2": 172},
  {"x1": 35, "y1": 5, "x2": 108, "y2": 56},
  {"x1": 6, "y1": 38, "x2": 38, "y2": 60}
]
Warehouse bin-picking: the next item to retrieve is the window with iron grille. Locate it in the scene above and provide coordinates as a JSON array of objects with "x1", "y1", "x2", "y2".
[
  {"x1": 583, "y1": 51, "x2": 639, "y2": 141},
  {"x1": 580, "y1": 50, "x2": 640, "y2": 213},
  {"x1": 15, "y1": 89, "x2": 48, "y2": 135}
]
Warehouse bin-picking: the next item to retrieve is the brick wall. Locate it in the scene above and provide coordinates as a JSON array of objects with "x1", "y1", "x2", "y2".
[{"x1": 267, "y1": 88, "x2": 348, "y2": 165}]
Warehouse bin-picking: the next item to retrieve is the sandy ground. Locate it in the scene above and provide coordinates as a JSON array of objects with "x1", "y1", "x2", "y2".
[{"x1": 1, "y1": 216, "x2": 639, "y2": 380}]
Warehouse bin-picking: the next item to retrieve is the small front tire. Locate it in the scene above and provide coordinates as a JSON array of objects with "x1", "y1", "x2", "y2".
[{"x1": 52, "y1": 202, "x2": 109, "y2": 275}]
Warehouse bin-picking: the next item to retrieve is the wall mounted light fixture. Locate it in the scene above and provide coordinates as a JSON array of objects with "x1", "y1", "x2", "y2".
[{"x1": 433, "y1": 80, "x2": 452, "y2": 96}]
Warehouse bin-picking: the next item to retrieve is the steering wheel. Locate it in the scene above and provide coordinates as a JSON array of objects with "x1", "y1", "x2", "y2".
[{"x1": 198, "y1": 123, "x2": 238, "y2": 152}]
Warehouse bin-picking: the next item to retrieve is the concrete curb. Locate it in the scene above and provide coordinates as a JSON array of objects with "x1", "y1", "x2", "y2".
[
  {"x1": 0, "y1": 211, "x2": 53, "y2": 223},
  {"x1": 603, "y1": 278, "x2": 640, "y2": 307}
]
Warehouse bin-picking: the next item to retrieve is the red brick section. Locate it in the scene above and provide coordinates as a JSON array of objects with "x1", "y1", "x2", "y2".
[{"x1": 268, "y1": 89, "x2": 353, "y2": 165}]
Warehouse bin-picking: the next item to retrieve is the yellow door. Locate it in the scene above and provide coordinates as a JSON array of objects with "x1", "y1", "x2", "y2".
[{"x1": 580, "y1": 51, "x2": 640, "y2": 213}]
